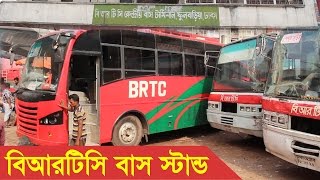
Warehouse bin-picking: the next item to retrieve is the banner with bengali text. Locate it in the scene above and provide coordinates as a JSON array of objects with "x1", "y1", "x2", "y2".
[
  {"x1": 92, "y1": 4, "x2": 220, "y2": 27},
  {"x1": 0, "y1": 146, "x2": 239, "y2": 179}
]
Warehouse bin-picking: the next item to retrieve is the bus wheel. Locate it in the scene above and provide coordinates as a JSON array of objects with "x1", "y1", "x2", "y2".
[
  {"x1": 18, "y1": 136, "x2": 33, "y2": 146},
  {"x1": 112, "y1": 115, "x2": 143, "y2": 146}
]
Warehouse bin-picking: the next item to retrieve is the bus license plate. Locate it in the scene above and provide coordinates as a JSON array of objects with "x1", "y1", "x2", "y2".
[{"x1": 295, "y1": 155, "x2": 315, "y2": 167}]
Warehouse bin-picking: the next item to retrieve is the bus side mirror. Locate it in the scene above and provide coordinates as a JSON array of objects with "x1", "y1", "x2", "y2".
[
  {"x1": 203, "y1": 51, "x2": 221, "y2": 71},
  {"x1": 10, "y1": 53, "x2": 15, "y2": 65},
  {"x1": 256, "y1": 37, "x2": 264, "y2": 56},
  {"x1": 52, "y1": 34, "x2": 61, "y2": 50},
  {"x1": 204, "y1": 54, "x2": 209, "y2": 66},
  {"x1": 53, "y1": 32, "x2": 75, "y2": 50}
]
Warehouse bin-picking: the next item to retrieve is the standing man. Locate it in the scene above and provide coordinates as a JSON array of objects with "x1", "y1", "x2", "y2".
[
  {"x1": 0, "y1": 77, "x2": 4, "y2": 113},
  {"x1": 13, "y1": 77, "x2": 19, "y2": 90},
  {"x1": 2, "y1": 83, "x2": 14, "y2": 127},
  {"x1": 59, "y1": 94, "x2": 87, "y2": 146},
  {"x1": 0, "y1": 118, "x2": 4, "y2": 146}
]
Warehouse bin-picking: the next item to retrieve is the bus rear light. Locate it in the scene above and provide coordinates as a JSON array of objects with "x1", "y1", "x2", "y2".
[{"x1": 40, "y1": 111, "x2": 63, "y2": 125}]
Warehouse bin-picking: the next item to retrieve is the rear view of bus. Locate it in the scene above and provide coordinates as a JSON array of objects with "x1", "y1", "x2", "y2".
[
  {"x1": 263, "y1": 29, "x2": 320, "y2": 171},
  {"x1": 207, "y1": 34, "x2": 275, "y2": 137}
]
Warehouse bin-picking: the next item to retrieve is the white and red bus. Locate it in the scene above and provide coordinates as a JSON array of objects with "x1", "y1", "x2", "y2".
[
  {"x1": 263, "y1": 29, "x2": 320, "y2": 171},
  {"x1": 15, "y1": 28, "x2": 222, "y2": 146},
  {"x1": 206, "y1": 34, "x2": 275, "y2": 137}
]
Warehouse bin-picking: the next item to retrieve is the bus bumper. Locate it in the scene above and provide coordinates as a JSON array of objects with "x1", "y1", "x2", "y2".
[
  {"x1": 207, "y1": 109, "x2": 263, "y2": 137},
  {"x1": 17, "y1": 130, "x2": 67, "y2": 146},
  {"x1": 263, "y1": 124, "x2": 320, "y2": 172}
]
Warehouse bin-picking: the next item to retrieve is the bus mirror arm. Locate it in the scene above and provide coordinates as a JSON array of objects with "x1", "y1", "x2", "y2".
[
  {"x1": 205, "y1": 64, "x2": 221, "y2": 71},
  {"x1": 9, "y1": 53, "x2": 15, "y2": 66},
  {"x1": 257, "y1": 33, "x2": 277, "y2": 56},
  {"x1": 204, "y1": 50, "x2": 220, "y2": 71}
]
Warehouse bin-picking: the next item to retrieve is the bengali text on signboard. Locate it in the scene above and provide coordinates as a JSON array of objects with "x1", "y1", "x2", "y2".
[{"x1": 92, "y1": 5, "x2": 220, "y2": 27}]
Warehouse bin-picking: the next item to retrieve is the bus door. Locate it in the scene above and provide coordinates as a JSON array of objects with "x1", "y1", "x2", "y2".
[{"x1": 68, "y1": 54, "x2": 101, "y2": 145}]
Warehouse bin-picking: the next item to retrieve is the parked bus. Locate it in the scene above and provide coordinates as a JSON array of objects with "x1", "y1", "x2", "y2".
[
  {"x1": 206, "y1": 34, "x2": 275, "y2": 137},
  {"x1": 15, "y1": 28, "x2": 222, "y2": 146},
  {"x1": 263, "y1": 29, "x2": 320, "y2": 171}
]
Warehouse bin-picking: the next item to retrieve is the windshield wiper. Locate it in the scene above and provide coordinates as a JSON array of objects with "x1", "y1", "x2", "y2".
[
  {"x1": 35, "y1": 87, "x2": 56, "y2": 93},
  {"x1": 15, "y1": 87, "x2": 30, "y2": 94}
]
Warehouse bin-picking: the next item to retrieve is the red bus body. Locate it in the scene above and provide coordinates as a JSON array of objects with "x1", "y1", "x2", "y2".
[{"x1": 16, "y1": 29, "x2": 222, "y2": 145}]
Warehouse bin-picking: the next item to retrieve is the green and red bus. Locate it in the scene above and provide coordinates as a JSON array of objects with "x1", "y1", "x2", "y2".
[{"x1": 15, "y1": 28, "x2": 222, "y2": 146}]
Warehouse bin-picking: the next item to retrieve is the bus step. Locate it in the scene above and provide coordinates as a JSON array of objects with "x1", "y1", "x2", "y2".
[
  {"x1": 85, "y1": 142, "x2": 100, "y2": 146},
  {"x1": 86, "y1": 123, "x2": 100, "y2": 145}
]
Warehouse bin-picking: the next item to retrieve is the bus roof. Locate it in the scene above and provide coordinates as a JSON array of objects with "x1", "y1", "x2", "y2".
[
  {"x1": 39, "y1": 28, "x2": 223, "y2": 47},
  {"x1": 223, "y1": 33, "x2": 277, "y2": 47}
]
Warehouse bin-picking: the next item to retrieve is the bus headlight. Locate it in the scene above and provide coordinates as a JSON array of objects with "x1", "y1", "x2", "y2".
[
  {"x1": 263, "y1": 110, "x2": 289, "y2": 129},
  {"x1": 40, "y1": 111, "x2": 63, "y2": 125},
  {"x1": 240, "y1": 106, "x2": 259, "y2": 112},
  {"x1": 240, "y1": 106, "x2": 244, "y2": 111},
  {"x1": 278, "y1": 116, "x2": 288, "y2": 124},
  {"x1": 264, "y1": 114, "x2": 271, "y2": 120},
  {"x1": 208, "y1": 102, "x2": 219, "y2": 110}
]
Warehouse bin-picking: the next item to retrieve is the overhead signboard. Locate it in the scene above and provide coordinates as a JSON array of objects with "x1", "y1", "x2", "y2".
[{"x1": 92, "y1": 4, "x2": 220, "y2": 27}]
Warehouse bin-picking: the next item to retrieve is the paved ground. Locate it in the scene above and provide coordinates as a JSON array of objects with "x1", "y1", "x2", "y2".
[{"x1": 4, "y1": 125, "x2": 320, "y2": 179}]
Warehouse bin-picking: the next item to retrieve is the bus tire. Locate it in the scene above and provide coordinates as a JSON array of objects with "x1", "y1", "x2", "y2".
[
  {"x1": 112, "y1": 115, "x2": 143, "y2": 146},
  {"x1": 18, "y1": 136, "x2": 33, "y2": 146}
]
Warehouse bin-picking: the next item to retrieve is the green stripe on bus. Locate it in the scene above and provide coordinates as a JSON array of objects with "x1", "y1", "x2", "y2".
[{"x1": 146, "y1": 77, "x2": 212, "y2": 134}]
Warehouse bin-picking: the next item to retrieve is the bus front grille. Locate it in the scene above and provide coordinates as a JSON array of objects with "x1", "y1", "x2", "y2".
[
  {"x1": 16, "y1": 102, "x2": 38, "y2": 136},
  {"x1": 221, "y1": 116, "x2": 233, "y2": 125}
]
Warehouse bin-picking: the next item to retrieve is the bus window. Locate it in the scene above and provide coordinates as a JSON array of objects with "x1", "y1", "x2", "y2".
[
  {"x1": 205, "y1": 43, "x2": 221, "y2": 52},
  {"x1": 122, "y1": 30, "x2": 155, "y2": 49},
  {"x1": 102, "y1": 45, "x2": 122, "y2": 83},
  {"x1": 102, "y1": 46, "x2": 121, "y2": 68},
  {"x1": 156, "y1": 35, "x2": 182, "y2": 52},
  {"x1": 73, "y1": 31, "x2": 100, "y2": 52},
  {"x1": 196, "y1": 56, "x2": 205, "y2": 76},
  {"x1": 100, "y1": 30, "x2": 121, "y2": 45},
  {"x1": 185, "y1": 55, "x2": 196, "y2": 76},
  {"x1": 183, "y1": 40, "x2": 205, "y2": 54},
  {"x1": 142, "y1": 50, "x2": 156, "y2": 70},
  {"x1": 124, "y1": 48, "x2": 155, "y2": 70},
  {"x1": 171, "y1": 53, "x2": 183, "y2": 75},
  {"x1": 103, "y1": 70, "x2": 122, "y2": 83},
  {"x1": 125, "y1": 71, "x2": 155, "y2": 78},
  {"x1": 158, "y1": 52, "x2": 183, "y2": 75}
]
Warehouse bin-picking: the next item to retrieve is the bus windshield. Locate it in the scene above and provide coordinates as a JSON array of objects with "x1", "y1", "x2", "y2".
[
  {"x1": 214, "y1": 38, "x2": 272, "y2": 92},
  {"x1": 21, "y1": 34, "x2": 71, "y2": 92},
  {"x1": 265, "y1": 30, "x2": 320, "y2": 101}
]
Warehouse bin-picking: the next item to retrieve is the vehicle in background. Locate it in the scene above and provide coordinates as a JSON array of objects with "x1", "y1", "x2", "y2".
[
  {"x1": 206, "y1": 34, "x2": 276, "y2": 137},
  {"x1": 263, "y1": 29, "x2": 320, "y2": 172}
]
